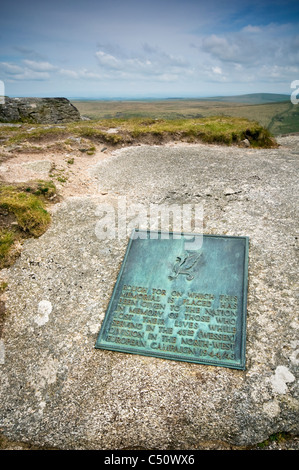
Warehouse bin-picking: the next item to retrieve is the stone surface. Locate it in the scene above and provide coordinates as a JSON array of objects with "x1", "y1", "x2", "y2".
[
  {"x1": 0, "y1": 97, "x2": 81, "y2": 124},
  {"x1": 0, "y1": 137, "x2": 298, "y2": 450},
  {"x1": 22, "y1": 160, "x2": 53, "y2": 173}
]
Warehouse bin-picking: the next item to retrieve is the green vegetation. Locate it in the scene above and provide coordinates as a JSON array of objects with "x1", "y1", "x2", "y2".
[
  {"x1": 158, "y1": 116, "x2": 272, "y2": 146},
  {"x1": 86, "y1": 145, "x2": 96, "y2": 155},
  {"x1": 0, "y1": 115, "x2": 277, "y2": 148},
  {"x1": 0, "y1": 182, "x2": 55, "y2": 268},
  {"x1": 199, "y1": 93, "x2": 289, "y2": 104},
  {"x1": 0, "y1": 229, "x2": 15, "y2": 267},
  {"x1": 49, "y1": 167, "x2": 68, "y2": 183},
  {"x1": 257, "y1": 432, "x2": 291, "y2": 449},
  {"x1": 0, "y1": 185, "x2": 51, "y2": 236},
  {"x1": 24, "y1": 180, "x2": 57, "y2": 199},
  {"x1": 79, "y1": 116, "x2": 275, "y2": 147},
  {"x1": 79, "y1": 144, "x2": 97, "y2": 155},
  {"x1": 1, "y1": 125, "x2": 67, "y2": 145},
  {"x1": 72, "y1": 98, "x2": 299, "y2": 135},
  {"x1": 267, "y1": 102, "x2": 299, "y2": 134},
  {"x1": 0, "y1": 280, "x2": 8, "y2": 293}
]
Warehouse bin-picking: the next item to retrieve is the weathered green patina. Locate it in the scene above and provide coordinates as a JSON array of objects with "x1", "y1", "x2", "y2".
[{"x1": 95, "y1": 230, "x2": 249, "y2": 370}]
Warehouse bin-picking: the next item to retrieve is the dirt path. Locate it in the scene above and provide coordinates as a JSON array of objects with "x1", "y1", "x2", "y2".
[
  {"x1": 0, "y1": 136, "x2": 226, "y2": 200},
  {"x1": 0, "y1": 138, "x2": 113, "y2": 198}
]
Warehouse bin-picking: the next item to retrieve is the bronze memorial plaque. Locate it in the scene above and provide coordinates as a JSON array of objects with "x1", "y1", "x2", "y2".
[{"x1": 95, "y1": 229, "x2": 249, "y2": 370}]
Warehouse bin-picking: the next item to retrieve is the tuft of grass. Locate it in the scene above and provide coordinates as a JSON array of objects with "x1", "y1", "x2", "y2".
[
  {"x1": 0, "y1": 185, "x2": 51, "y2": 237},
  {"x1": 74, "y1": 126, "x2": 124, "y2": 145},
  {"x1": 24, "y1": 180, "x2": 57, "y2": 200},
  {"x1": 56, "y1": 176, "x2": 68, "y2": 183},
  {"x1": 0, "y1": 280, "x2": 8, "y2": 293},
  {"x1": 0, "y1": 183, "x2": 54, "y2": 267},
  {"x1": 0, "y1": 229, "x2": 15, "y2": 265},
  {"x1": 49, "y1": 167, "x2": 68, "y2": 184},
  {"x1": 86, "y1": 145, "x2": 96, "y2": 155},
  {"x1": 3, "y1": 126, "x2": 67, "y2": 146},
  {"x1": 257, "y1": 432, "x2": 291, "y2": 449},
  {"x1": 0, "y1": 228, "x2": 24, "y2": 269}
]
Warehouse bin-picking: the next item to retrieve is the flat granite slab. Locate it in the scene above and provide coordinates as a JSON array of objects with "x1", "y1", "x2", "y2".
[{"x1": 0, "y1": 138, "x2": 298, "y2": 449}]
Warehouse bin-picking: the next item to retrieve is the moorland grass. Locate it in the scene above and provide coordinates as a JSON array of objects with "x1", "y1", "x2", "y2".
[
  {"x1": 71, "y1": 98, "x2": 299, "y2": 135},
  {"x1": 0, "y1": 182, "x2": 54, "y2": 268},
  {"x1": 1, "y1": 116, "x2": 276, "y2": 148},
  {"x1": 70, "y1": 116, "x2": 276, "y2": 147},
  {"x1": 0, "y1": 229, "x2": 15, "y2": 266},
  {"x1": 93, "y1": 116, "x2": 276, "y2": 147},
  {"x1": 0, "y1": 185, "x2": 51, "y2": 236}
]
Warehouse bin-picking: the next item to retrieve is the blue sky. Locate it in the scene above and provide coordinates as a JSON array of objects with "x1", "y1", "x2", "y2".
[{"x1": 0, "y1": 0, "x2": 299, "y2": 98}]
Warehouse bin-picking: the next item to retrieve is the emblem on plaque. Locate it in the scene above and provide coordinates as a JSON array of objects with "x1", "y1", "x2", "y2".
[{"x1": 168, "y1": 251, "x2": 202, "y2": 281}]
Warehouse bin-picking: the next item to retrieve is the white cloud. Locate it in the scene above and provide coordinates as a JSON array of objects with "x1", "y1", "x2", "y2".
[
  {"x1": 0, "y1": 62, "x2": 23, "y2": 74},
  {"x1": 15, "y1": 70, "x2": 51, "y2": 81},
  {"x1": 0, "y1": 62, "x2": 51, "y2": 81},
  {"x1": 58, "y1": 67, "x2": 104, "y2": 80},
  {"x1": 2, "y1": 16, "x2": 298, "y2": 97},
  {"x1": 95, "y1": 51, "x2": 123, "y2": 70},
  {"x1": 95, "y1": 45, "x2": 188, "y2": 83},
  {"x1": 212, "y1": 66, "x2": 222, "y2": 75},
  {"x1": 156, "y1": 73, "x2": 179, "y2": 82},
  {"x1": 22, "y1": 60, "x2": 57, "y2": 72},
  {"x1": 0, "y1": 59, "x2": 105, "y2": 84},
  {"x1": 0, "y1": 60, "x2": 54, "y2": 81},
  {"x1": 79, "y1": 69, "x2": 103, "y2": 80},
  {"x1": 95, "y1": 50, "x2": 155, "y2": 74},
  {"x1": 201, "y1": 34, "x2": 253, "y2": 64},
  {"x1": 59, "y1": 68, "x2": 79, "y2": 78},
  {"x1": 192, "y1": 22, "x2": 299, "y2": 87},
  {"x1": 242, "y1": 25, "x2": 261, "y2": 33}
]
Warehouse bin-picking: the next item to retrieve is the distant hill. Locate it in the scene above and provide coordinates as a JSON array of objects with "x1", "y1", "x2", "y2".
[{"x1": 201, "y1": 93, "x2": 289, "y2": 104}]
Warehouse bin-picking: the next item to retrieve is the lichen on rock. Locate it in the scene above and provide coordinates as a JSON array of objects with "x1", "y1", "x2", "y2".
[{"x1": 0, "y1": 97, "x2": 81, "y2": 124}]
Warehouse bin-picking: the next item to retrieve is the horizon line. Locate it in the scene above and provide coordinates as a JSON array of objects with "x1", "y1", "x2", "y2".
[{"x1": 5, "y1": 92, "x2": 291, "y2": 101}]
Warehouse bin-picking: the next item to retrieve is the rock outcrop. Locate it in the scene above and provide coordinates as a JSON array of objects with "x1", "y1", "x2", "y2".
[
  {"x1": 0, "y1": 97, "x2": 81, "y2": 124},
  {"x1": 0, "y1": 136, "x2": 298, "y2": 450}
]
